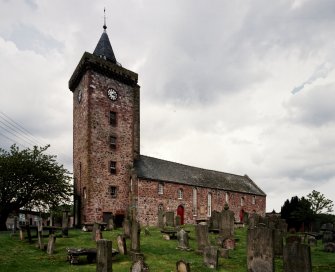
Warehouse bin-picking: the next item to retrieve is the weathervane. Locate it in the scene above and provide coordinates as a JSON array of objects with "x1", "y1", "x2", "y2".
[{"x1": 103, "y1": 7, "x2": 107, "y2": 31}]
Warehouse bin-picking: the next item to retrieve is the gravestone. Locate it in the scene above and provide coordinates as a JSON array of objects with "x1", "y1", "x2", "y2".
[
  {"x1": 220, "y1": 209, "x2": 234, "y2": 238},
  {"x1": 37, "y1": 220, "x2": 44, "y2": 250},
  {"x1": 286, "y1": 235, "x2": 301, "y2": 245},
  {"x1": 92, "y1": 222, "x2": 100, "y2": 241},
  {"x1": 107, "y1": 218, "x2": 114, "y2": 231},
  {"x1": 322, "y1": 231, "x2": 333, "y2": 243},
  {"x1": 248, "y1": 213, "x2": 260, "y2": 230},
  {"x1": 195, "y1": 222, "x2": 210, "y2": 253},
  {"x1": 131, "y1": 259, "x2": 149, "y2": 272},
  {"x1": 203, "y1": 246, "x2": 219, "y2": 269},
  {"x1": 283, "y1": 242, "x2": 312, "y2": 272},
  {"x1": 273, "y1": 228, "x2": 284, "y2": 256},
  {"x1": 131, "y1": 220, "x2": 141, "y2": 253},
  {"x1": 96, "y1": 239, "x2": 113, "y2": 272},
  {"x1": 324, "y1": 242, "x2": 335, "y2": 253},
  {"x1": 175, "y1": 215, "x2": 181, "y2": 226},
  {"x1": 117, "y1": 235, "x2": 127, "y2": 255},
  {"x1": 165, "y1": 211, "x2": 175, "y2": 227},
  {"x1": 176, "y1": 260, "x2": 191, "y2": 272},
  {"x1": 307, "y1": 236, "x2": 317, "y2": 246},
  {"x1": 177, "y1": 229, "x2": 190, "y2": 251},
  {"x1": 95, "y1": 229, "x2": 103, "y2": 241},
  {"x1": 47, "y1": 234, "x2": 56, "y2": 255},
  {"x1": 223, "y1": 237, "x2": 235, "y2": 250},
  {"x1": 210, "y1": 211, "x2": 220, "y2": 231},
  {"x1": 123, "y1": 218, "x2": 131, "y2": 238},
  {"x1": 158, "y1": 210, "x2": 164, "y2": 228},
  {"x1": 19, "y1": 229, "x2": 25, "y2": 241},
  {"x1": 247, "y1": 226, "x2": 274, "y2": 272},
  {"x1": 62, "y1": 211, "x2": 69, "y2": 237}
]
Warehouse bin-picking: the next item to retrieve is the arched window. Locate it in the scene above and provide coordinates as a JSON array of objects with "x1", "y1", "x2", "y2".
[
  {"x1": 225, "y1": 192, "x2": 229, "y2": 204},
  {"x1": 178, "y1": 188, "x2": 183, "y2": 199},
  {"x1": 192, "y1": 188, "x2": 197, "y2": 216},
  {"x1": 207, "y1": 193, "x2": 212, "y2": 217},
  {"x1": 158, "y1": 183, "x2": 164, "y2": 195},
  {"x1": 252, "y1": 196, "x2": 256, "y2": 205}
]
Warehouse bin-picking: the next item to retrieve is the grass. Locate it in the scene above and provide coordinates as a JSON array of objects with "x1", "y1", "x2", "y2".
[{"x1": 0, "y1": 226, "x2": 334, "y2": 271}]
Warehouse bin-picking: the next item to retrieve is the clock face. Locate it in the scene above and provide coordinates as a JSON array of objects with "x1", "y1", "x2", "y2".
[
  {"x1": 107, "y1": 88, "x2": 118, "y2": 101},
  {"x1": 78, "y1": 90, "x2": 82, "y2": 103}
]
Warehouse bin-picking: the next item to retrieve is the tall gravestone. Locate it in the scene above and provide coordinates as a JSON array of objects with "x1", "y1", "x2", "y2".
[
  {"x1": 177, "y1": 229, "x2": 190, "y2": 251},
  {"x1": 195, "y1": 222, "x2": 210, "y2": 253},
  {"x1": 37, "y1": 220, "x2": 44, "y2": 250},
  {"x1": 283, "y1": 241, "x2": 312, "y2": 272},
  {"x1": 117, "y1": 234, "x2": 127, "y2": 255},
  {"x1": 47, "y1": 234, "x2": 56, "y2": 254},
  {"x1": 123, "y1": 218, "x2": 131, "y2": 238},
  {"x1": 96, "y1": 239, "x2": 113, "y2": 272},
  {"x1": 210, "y1": 211, "x2": 220, "y2": 231},
  {"x1": 247, "y1": 226, "x2": 275, "y2": 272},
  {"x1": 203, "y1": 246, "x2": 219, "y2": 269},
  {"x1": 158, "y1": 210, "x2": 164, "y2": 228},
  {"x1": 62, "y1": 211, "x2": 69, "y2": 237},
  {"x1": 220, "y1": 209, "x2": 234, "y2": 238}
]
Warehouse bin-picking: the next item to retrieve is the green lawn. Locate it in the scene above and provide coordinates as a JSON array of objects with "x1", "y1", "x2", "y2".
[{"x1": 0, "y1": 226, "x2": 334, "y2": 271}]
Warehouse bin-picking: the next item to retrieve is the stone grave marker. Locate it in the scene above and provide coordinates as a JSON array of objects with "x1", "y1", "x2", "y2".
[
  {"x1": 195, "y1": 222, "x2": 210, "y2": 253},
  {"x1": 176, "y1": 260, "x2": 191, "y2": 272},
  {"x1": 247, "y1": 226, "x2": 275, "y2": 272},
  {"x1": 131, "y1": 259, "x2": 149, "y2": 272},
  {"x1": 165, "y1": 211, "x2": 175, "y2": 227},
  {"x1": 62, "y1": 211, "x2": 69, "y2": 237},
  {"x1": 223, "y1": 237, "x2": 235, "y2": 250},
  {"x1": 248, "y1": 213, "x2": 260, "y2": 230},
  {"x1": 157, "y1": 210, "x2": 164, "y2": 228},
  {"x1": 322, "y1": 230, "x2": 333, "y2": 243},
  {"x1": 324, "y1": 242, "x2": 335, "y2": 253},
  {"x1": 123, "y1": 218, "x2": 131, "y2": 238},
  {"x1": 220, "y1": 209, "x2": 234, "y2": 238},
  {"x1": 177, "y1": 229, "x2": 191, "y2": 251},
  {"x1": 273, "y1": 228, "x2": 284, "y2": 256},
  {"x1": 117, "y1": 234, "x2": 127, "y2": 255},
  {"x1": 107, "y1": 217, "x2": 114, "y2": 231},
  {"x1": 96, "y1": 239, "x2": 113, "y2": 272},
  {"x1": 203, "y1": 246, "x2": 219, "y2": 269},
  {"x1": 131, "y1": 220, "x2": 141, "y2": 253},
  {"x1": 95, "y1": 229, "x2": 103, "y2": 241},
  {"x1": 19, "y1": 228, "x2": 25, "y2": 241},
  {"x1": 37, "y1": 220, "x2": 44, "y2": 250},
  {"x1": 283, "y1": 242, "x2": 312, "y2": 272},
  {"x1": 47, "y1": 234, "x2": 56, "y2": 255},
  {"x1": 209, "y1": 210, "x2": 220, "y2": 231},
  {"x1": 92, "y1": 222, "x2": 99, "y2": 241}
]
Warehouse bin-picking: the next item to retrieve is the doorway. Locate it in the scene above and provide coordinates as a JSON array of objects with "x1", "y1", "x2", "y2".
[{"x1": 177, "y1": 205, "x2": 184, "y2": 225}]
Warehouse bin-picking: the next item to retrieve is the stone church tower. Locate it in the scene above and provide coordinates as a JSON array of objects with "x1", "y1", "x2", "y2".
[{"x1": 69, "y1": 22, "x2": 140, "y2": 226}]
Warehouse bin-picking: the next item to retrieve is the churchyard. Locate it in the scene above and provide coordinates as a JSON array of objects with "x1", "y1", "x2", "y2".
[{"x1": 1, "y1": 215, "x2": 335, "y2": 272}]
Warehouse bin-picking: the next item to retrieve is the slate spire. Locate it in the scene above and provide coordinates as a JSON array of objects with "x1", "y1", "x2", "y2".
[{"x1": 93, "y1": 8, "x2": 117, "y2": 63}]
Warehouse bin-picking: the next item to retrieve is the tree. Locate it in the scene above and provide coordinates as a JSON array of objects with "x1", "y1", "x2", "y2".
[
  {"x1": 0, "y1": 144, "x2": 72, "y2": 230},
  {"x1": 306, "y1": 190, "x2": 334, "y2": 214}
]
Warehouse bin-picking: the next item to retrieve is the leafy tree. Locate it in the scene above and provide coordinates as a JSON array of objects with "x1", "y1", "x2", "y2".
[
  {"x1": 0, "y1": 145, "x2": 72, "y2": 230},
  {"x1": 306, "y1": 190, "x2": 334, "y2": 214}
]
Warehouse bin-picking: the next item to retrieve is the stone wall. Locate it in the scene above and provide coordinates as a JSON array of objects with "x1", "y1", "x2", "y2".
[{"x1": 136, "y1": 178, "x2": 266, "y2": 226}]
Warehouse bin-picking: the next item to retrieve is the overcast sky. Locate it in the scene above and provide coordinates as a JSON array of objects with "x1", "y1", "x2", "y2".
[{"x1": 0, "y1": 0, "x2": 334, "y2": 213}]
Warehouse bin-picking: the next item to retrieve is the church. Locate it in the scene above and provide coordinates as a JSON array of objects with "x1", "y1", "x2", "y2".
[{"x1": 69, "y1": 21, "x2": 266, "y2": 227}]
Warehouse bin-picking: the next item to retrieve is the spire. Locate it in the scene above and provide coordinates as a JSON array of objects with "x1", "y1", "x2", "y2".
[{"x1": 93, "y1": 8, "x2": 117, "y2": 63}]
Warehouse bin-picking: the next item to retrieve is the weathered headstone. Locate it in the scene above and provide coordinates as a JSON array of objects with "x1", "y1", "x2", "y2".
[
  {"x1": 37, "y1": 220, "x2": 44, "y2": 250},
  {"x1": 324, "y1": 242, "x2": 335, "y2": 253},
  {"x1": 131, "y1": 220, "x2": 141, "y2": 253},
  {"x1": 209, "y1": 210, "x2": 220, "y2": 231},
  {"x1": 322, "y1": 231, "x2": 333, "y2": 243},
  {"x1": 62, "y1": 211, "x2": 69, "y2": 238},
  {"x1": 117, "y1": 234, "x2": 127, "y2": 255},
  {"x1": 123, "y1": 218, "x2": 131, "y2": 238},
  {"x1": 47, "y1": 234, "x2": 56, "y2": 255},
  {"x1": 195, "y1": 222, "x2": 210, "y2": 253},
  {"x1": 176, "y1": 260, "x2": 191, "y2": 272},
  {"x1": 19, "y1": 228, "x2": 25, "y2": 241},
  {"x1": 92, "y1": 222, "x2": 100, "y2": 241},
  {"x1": 203, "y1": 246, "x2": 219, "y2": 269},
  {"x1": 307, "y1": 236, "x2": 317, "y2": 246},
  {"x1": 223, "y1": 237, "x2": 235, "y2": 250},
  {"x1": 248, "y1": 213, "x2": 260, "y2": 230},
  {"x1": 96, "y1": 239, "x2": 113, "y2": 272},
  {"x1": 131, "y1": 259, "x2": 149, "y2": 272},
  {"x1": 177, "y1": 229, "x2": 190, "y2": 251},
  {"x1": 95, "y1": 229, "x2": 103, "y2": 241},
  {"x1": 158, "y1": 210, "x2": 164, "y2": 228},
  {"x1": 273, "y1": 228, "x2": 284, "y2": 256},
  {"x1": 283, "y1": 242, "x2": 312, "y2": 272},
  {"x1": 107, "y1": 218, "x2": 114, "y2": 231},
  {"x1": 220, "y1": 209, "x2": 234, "y2": 238},
  {"x1": 247, "y1": 226, "x2": 274, "y2": 272},
  {"x1": 165, "y1": 211, "x2": 175, "y2": 227}
]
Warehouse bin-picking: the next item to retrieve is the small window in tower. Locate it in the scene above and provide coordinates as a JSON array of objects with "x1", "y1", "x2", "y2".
[
  {"x1": 158, "y1": 183, "x2": 164, "y2": 195},
  {"x1": 252, "y1": 196, "x2": 256, "y2": 205},
  {"x1": 110, "y1": 136, "x2": 117, "y2": 149},
  {"x1": 110, "y1": 186, "x2": 117, "y2": 198},
  {"x1": 178, "y1": 188, "x2": 183, "y2": 200},
  {"x1": 110, "y1": 111, "x2": 117, "y2": 126},
  {"x1": 110, "y1": 161, "x2": 116, "y2": 174}
]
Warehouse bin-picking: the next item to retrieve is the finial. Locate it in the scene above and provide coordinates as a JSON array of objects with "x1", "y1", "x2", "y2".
[{"x1": 103, "y1": 8, "x2": 107, "y2": 31}]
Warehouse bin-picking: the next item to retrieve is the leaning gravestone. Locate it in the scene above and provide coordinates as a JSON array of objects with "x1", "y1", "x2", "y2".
[
  {"x1": 247, "y1": 226, "x2": 274, "y2": 272},
  {"x1": 283, "y1": 242, "x2": 312, "y2": 272},
  {"x1": 117, "y1": 234, "x2": 127, "y2": 255},
  {"x1": 177, "y1": 229, "x2": 191, "y2": 251},
  {"x1": 176, "y1": 260, "x2": 191, "y2": 272},
  {"x1": 96, "y1": 239, "x2": 113, "y2": 272},
  {"x1": 203, "y1": 246, "x2": 219, "y2": 269},
  {"x1": 47, "y1": 234, "x2": 56, "y2": 255},
  {"x1": 165, "y1": 211, "x2": 175, "y2": 227},
  {"x1": 195, "y1": 222, "x2": 210, "y2": 253}
]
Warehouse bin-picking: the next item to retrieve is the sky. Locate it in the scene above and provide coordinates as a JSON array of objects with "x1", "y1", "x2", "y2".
[{"x1": 0, "y1": 0, "x2": 334, "y2": 213}]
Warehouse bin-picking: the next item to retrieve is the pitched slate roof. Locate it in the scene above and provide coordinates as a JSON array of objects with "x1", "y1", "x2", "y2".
[
  {"x1": 93, "y1": 31, "x2": 117, "y2": 63},
  {"x1": 134, "y1": 155, "x2": 266, "y2": 196}
]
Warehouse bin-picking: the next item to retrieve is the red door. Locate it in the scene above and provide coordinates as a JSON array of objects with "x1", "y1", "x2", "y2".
[{"x1": 177, "y1": 205, "x2": 184, "y2": 225}]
